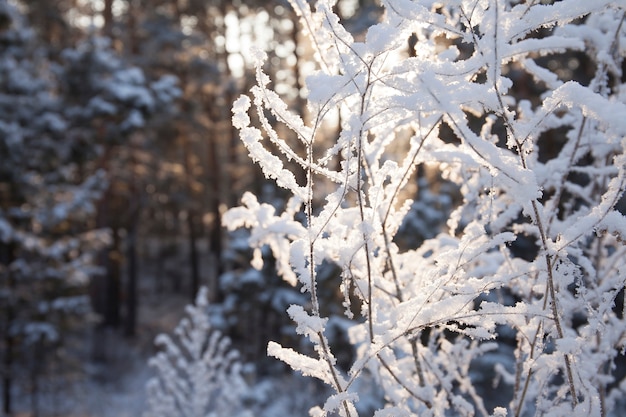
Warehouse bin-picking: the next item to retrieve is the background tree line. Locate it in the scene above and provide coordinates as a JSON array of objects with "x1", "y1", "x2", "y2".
[{"x1": 0, "y1": 0, "x2": 383, "y2": 414}]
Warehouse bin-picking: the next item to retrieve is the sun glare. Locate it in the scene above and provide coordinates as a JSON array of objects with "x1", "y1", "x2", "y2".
[{"x1": 68, "y1": 0, "x2": 128, "y2": 29}]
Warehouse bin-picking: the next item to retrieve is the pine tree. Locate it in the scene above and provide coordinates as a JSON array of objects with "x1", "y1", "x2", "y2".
[{"x1": 0, "y1": 3, "x2": 109, "y2": 413}]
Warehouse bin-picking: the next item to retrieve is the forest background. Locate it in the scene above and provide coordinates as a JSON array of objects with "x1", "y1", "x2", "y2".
[
  {"x1": 1, "y1": 0, "x2": 381, "y2": 415},
  {"x1": 1, "y1": 0, "x2": 625, "y2": 416}
]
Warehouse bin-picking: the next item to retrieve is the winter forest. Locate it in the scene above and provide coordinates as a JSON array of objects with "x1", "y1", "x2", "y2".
[{"x1": 1, "y1": 0, "x2": 626, "y2": 416}]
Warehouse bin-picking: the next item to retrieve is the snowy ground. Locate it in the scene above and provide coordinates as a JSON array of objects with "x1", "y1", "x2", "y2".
[{"x1": 7, "y1": 288, "x2": 337, "y2": 417}]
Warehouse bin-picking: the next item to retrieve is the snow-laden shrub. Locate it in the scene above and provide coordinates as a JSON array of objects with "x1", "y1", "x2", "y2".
[
  {"x1": 144, "y1": 287, "x2": 252, "y2": 417},
  {"x1": 225, "y1": 0, "x2": 626, "y2": 416}
]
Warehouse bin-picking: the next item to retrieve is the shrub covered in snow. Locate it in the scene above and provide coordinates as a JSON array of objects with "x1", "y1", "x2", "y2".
[
  {"x1": 144, "y1": 287, "x2": 252, "y2": 417},
  {"x1": 225, "y1": 0, "x2": 626, "y2": 416}
]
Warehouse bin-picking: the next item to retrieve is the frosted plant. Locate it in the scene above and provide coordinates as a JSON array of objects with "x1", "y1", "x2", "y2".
[
  {"x1": 225, "y1": 1, "x2": 626, "y2": 416},
  {"x1": 144, "y1": 287, "x2": 252, "y2": 417}
]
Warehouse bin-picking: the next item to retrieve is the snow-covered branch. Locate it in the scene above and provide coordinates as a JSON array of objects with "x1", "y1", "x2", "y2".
[{"x1": 225, "y1": 1, "x2": 626, "y2": 415}]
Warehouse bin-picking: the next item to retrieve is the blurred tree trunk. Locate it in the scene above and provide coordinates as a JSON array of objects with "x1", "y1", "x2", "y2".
[
  {"x1": 29, "y1": 338, "x2": 43, "y2": 417},
  {"x1": 1, "y1": 242, "x2": 15, "y2": 415},
  {"x1": 205, "y1": 131, "x2": 223, "y2": 299},
  {"x1": 1, "y1": 322, "x2": 11, "y2": 415},
  {"x1": 105, "y1": 227, "x2": 122, "y2": 328},
  {"x1": 103, "y1": 0, "x2": 114, "y2": 37},
  {"x1": 182, "y1": 132, "x2": 200, "y2": 301},
  {"x1": 205, "y1": 2, "x2": 231, "y2": 299},
  {"x1": 124, "y1": 146, "x2": 139, "y2": 338},
  {"x1": 90, "y1": 159, "x2": 122, "y2": 361},
  {"x1": 126, "y1": 0, "x2": 140, "y2": 55},
  {"x1": 187, "y1": 210, "x2": 200, "y2": 300},
  {"x1": 124, "y1": 213, "x2": 138, "y2": 338}
]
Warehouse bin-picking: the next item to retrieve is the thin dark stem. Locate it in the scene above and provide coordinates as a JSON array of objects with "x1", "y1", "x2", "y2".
[
  {"x1": 304, "y1": 110, "x2": 354, "y2": 417},
  {"x1": 514, "y1": 320, "x2": 543, "y2": 417},
  {"x1": 488, "y1": 0, "x2": 578, "y2": 402},
  {"x1": 378, "y1": 353, "x2": 432, "y2": 408},
  {"x1": 411, "y1": 339, "x2": 426, "y2": 387}
]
